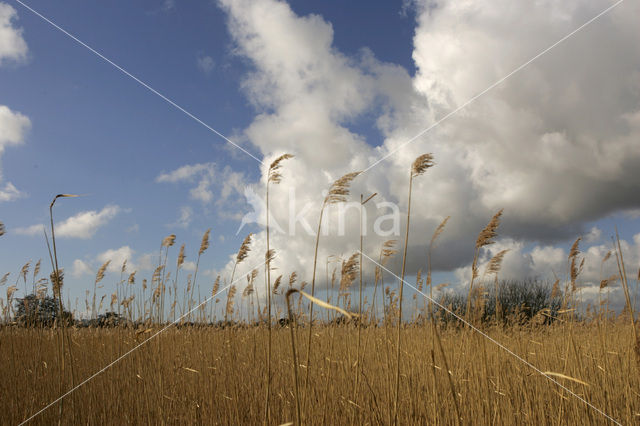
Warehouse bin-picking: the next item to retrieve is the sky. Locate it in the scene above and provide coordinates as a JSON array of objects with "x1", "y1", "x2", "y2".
[{"x1": 1, "y1": 0, "x2": 639, "y2": 318}]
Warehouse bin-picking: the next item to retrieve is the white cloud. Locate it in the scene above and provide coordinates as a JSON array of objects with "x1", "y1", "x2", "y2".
[
  {"x1": 15, "y1": 205, "x2": 121, "y2": 239},
  {"x1": 96, "y1": 246, "x2": 135, "y2": 273},
  {"x1": 197, "y1": 55, "x2": 215, "y2": 74},
  {"x1": 156, "y1": 163, "x2": 211, "y2": 183},
  {"x1": 182, "y1": 261, "x2": 197, "y2": 272},
  {"x1": 71, "y1": 259, "x2": 92, "y2": 278},
  {"x1": 13, "y1": 223, "x2": 40, "y2": 236},
  {"x1": 0, "y1": 181, "x2": 24, "y2": 201},
  {"x1": 0, "y1": 105, "x2": 30, "y2": 202},
  {"x1": 0, "y1": 3, "x2": 27, "y2": 65},
  {"x1": 157, "y1": 161, "x2": 246, "y2": 206},
  {"x1": 170, "y1": 206, "x2": 193, "y2": 229}
]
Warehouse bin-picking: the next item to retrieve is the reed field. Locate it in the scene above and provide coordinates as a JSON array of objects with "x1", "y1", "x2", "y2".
[
  {"x1": 1, "y1": 320, "x2": 639, "y2": 424},
  {"x1": 1, "y1": 154, "x2": 639, "y2": 425}
]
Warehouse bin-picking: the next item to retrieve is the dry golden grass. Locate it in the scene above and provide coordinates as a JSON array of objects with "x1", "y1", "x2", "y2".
[{"x1": 1, "y1": 320, "x2": 638, "y2": 425}]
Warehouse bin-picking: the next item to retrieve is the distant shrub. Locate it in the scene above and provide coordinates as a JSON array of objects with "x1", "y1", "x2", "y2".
[
  {"x1": 434, "y1": 279, "x2": 562, "y2": 325},
  {"x1": 14, "y1": 294, "x2": 72, "y2": 326}
]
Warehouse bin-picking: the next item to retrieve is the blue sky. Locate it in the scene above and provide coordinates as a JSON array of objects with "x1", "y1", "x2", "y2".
[{"x1": 1, "y1": 0, "x2": 639, "y2": 318}]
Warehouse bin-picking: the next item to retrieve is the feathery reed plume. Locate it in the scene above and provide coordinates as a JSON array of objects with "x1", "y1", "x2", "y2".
[
  {"x1": 0, "y1": 221, "x2": 4, "y2": 236},
  {"x1": 50, "y1": 269, "x2": 64, "y2": 295},
  {"x1": 237, "y1": 233, "x2": 252, "y2": 263},
  {"x1": 381, "y1": 240, "x2": 398, "y2": 266},
  {"x1": 190, "y1": 228, "x2": 211, "y2": 322},
  {"x1": 325, "y1": 171, "x2": 361, "y2": 204},
  {"x1": 268, "y1": 153, "x2": 294, "y2": 184},
  {"x1": 395, "y1": 153, "x2": 435, "y2": 425},
  {"x1": 0, "y1": 273, "x2": 9, "y2": 286},
  {"x1": 486, "y1": 249, "x2": 509, "y2": 276},
  {"x1": 228, "y1": 234, "x2": 253, "y2": 319},
  {"x1": 265, "y1": 249, "x2": 276, "y2": 264},
  {"x1": 212, "y1": 276, "x2": 220, "y2": 296},
  {"x1": 306, "y1": 171, "x2": 361, "y2": 385},
  {"x1": 272, "y1": 275, "x2": 282, "y2": 295},
  {"x1": 96, "y1": 261, "x2": 110, "y2": 283},
  {"x1": 177, "y1": 244, "x2": 185, "y2": 267},
  {"x1": 340, "y1": 253, "x2": 359, "y2": 293},
  {"x1": 599, "y1": 274, "x2": 618, "y2": 290},
  {"x1": 225, "y1": 285, "x2": 237, "y2": 322},
  {"x1": 199, "y1": 229, "x2": 210, "y2": 255},
  {"x1": 92, "y1": 261, "x2": 110, "y2": 319},
  {"x1": 569, "y1": 237, "x2": 582, "y2": 292},
  {"x1": 411, "y1": 153, "x2": 435, "y2": 177},
  {"x1": 33, "y1": 259, "x2": 41, "y2": 279},
  {"x1": 289, "y1": 271, "x2": 298, "y2": 288},
  {"x1": 467, "y1": 209, "x2": 504, "y2": 319},
  {"x1": 162, "y1": 234, "x2": 176, "y2": 248},
  {"x1": 243, "y1": 283, "x2": 254, "y2": 297},
  {"x1": 476, "y1": 209, "x2": 503, "y2": 250}
]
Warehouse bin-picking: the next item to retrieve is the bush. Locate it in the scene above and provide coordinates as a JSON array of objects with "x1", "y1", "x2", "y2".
[
  {"x1": 434, "y1": 279, "x2": 561, "y2": 325},
  {"x1": 14, "y1": 294, "x2": 72, "y2": 326}
]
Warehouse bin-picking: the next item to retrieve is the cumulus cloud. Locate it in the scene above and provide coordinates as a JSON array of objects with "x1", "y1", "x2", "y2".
[
  {"x1": 156, "y1": 162, "x2": 246, "y2": 207},
  {"x1": 96, "y1": 246, "x2": 135, "y2": 273},
  {"x1": 0, "y1": 181, "x2": 24, "y2": 201},
  {"x1": 15, "y1": 205, "x2": 121, "y2": 238},
  {"x1": 0, "y1": 3, "x2": 27, "y2": 65},
  {"x1": 0, "y1": 105, "x2": 30, "y2": 201},
  {"x1": 207, "y1": 0, "x2": 640, "y2": 302},
  {"x1": 71, "y1": 259, "x2": 93, "y2": 278},
  {"x1": 170, "y1": 206, "x2": 193, "y2": 229}
]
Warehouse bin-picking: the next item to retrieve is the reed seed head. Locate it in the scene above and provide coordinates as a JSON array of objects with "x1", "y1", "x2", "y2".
[
  {"x1": 486, "y1": 249, "x2": 510, "y2": 276},
  {"x1": 237, "y1": 233, "x2": 252, "y2": 264},
  {"x1": 411, "y1": 153, "x2": 435, "y2": 177},
  {"x1": 476, "y1": 209, "x2": 504, "y2": 249},
  {"x1": 325, "y1": 172, "x2": 361, "y2": 204},
  {"x1": 268, "y1": 153, "x2": 294, "y2": 184},
  {"x1": 273, "y1": 275, "x2": 283, "y2": 294},
  {"x1": 177, "y1": 243, "x2": 186, "y2": 268},
  {"x1": 212, "y1": 276, "x2": 220, "y2": 296},
  {"x1": 96, "y1": 261, "x2": 110, "y2": 284},
  {"x1": 289, "y1": 271, "x2": 297, "y2": 288},
  {"x1": 340, "y1": 253, "x2": 359, "y2": 291},
  {"x1": 199, "y1": 228, "x2": 211, "y2": 255}
]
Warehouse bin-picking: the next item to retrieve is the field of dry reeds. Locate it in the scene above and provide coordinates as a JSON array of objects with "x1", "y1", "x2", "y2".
[{"x1": 1, "y1": 320, "x2": 639, "y2": 424}]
